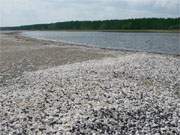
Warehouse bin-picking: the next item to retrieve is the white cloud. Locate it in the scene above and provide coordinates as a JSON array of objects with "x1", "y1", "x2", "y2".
[{"x1": 0, "y1": 0, "x2": 179, "y2": 27}]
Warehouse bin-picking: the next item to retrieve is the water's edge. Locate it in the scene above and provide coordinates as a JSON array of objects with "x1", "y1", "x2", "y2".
[{"x1": 13, "y1": 31, "x2": 180, "y2": 57}]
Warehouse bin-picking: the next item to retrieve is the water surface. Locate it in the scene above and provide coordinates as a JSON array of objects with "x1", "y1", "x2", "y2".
[{"x1": 23, "y1": 31, "x2": 180, "y2": 55}]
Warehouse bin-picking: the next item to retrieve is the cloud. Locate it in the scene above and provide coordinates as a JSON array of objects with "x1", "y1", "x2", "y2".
[{"x1": 0, "y1": 0, "x2": 179, "y2": 27}]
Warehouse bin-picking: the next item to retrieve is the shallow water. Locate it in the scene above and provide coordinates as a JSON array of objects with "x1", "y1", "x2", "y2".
[{"x1": 23, "y1": 31, "x2": 180, "y2": 55}]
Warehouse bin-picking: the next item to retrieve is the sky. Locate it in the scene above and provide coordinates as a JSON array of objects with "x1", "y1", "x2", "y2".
[{"x1": 0, "y1": 0, "x2": 179, "y2": 27}]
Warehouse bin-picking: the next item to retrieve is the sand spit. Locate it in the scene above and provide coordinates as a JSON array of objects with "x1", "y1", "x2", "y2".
[
  {"x1": 0, "y1": 32, "x2": 117, "y2": 87},
  {"x1": 0, "y1": 53, "x2": 180, "y2": 134}
]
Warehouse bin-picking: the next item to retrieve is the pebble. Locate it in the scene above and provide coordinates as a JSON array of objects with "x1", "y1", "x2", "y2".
[{"x1": 0, "y1": 54, "x2": 180, "y2": 134}]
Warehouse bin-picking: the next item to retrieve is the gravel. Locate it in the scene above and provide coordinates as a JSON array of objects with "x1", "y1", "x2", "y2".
[
  {"x1": 0, "y1": 53, "x2": 180, "y2": 134},
  {"x1": 0, "y1": 33, "x2": 115, "y2": 87}
]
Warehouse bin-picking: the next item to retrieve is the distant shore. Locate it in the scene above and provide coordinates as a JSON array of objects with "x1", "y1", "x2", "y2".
[
  {"x1": 2, "y1": 29, "x2": 180, "y2": 33},
  {"x1": 100, "y1": 29, "x2": 180, "y2": 33},
  {"x1": 1, "y1": 18, "x2": 179, "y2": 32}
]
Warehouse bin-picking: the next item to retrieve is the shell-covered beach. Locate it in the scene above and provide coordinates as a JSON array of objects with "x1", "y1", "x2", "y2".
[{"x1": 0, "y1": 32, "x2": 180, "y2": 134}]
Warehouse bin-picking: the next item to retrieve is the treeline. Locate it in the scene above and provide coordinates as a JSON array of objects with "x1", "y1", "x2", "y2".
[{"x1": 1, "y1": 18, "x2": 180, "y2": 30}]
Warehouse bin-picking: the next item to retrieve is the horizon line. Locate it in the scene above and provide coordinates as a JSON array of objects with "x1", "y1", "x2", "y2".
[{"x1": 1, "y1": 17, "x2": 180, "y2": 28}]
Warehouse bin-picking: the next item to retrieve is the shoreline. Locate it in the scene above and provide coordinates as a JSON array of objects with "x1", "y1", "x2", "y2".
[
  {"x1": 12, "y1": 31, "x2": 180, "y2": 57},
  {"x1": 1, "y1": 29, "x2": 180, "y2": 33},
  {"x1": 0, "y1": 32, "x2": 119, "y2": 86},
  {"x1": 0, "y1": 32, "x2": 180, "y2": 134}
]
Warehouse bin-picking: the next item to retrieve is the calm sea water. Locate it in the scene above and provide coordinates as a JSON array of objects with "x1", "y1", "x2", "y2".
[{"x1": 23, "y1": 31, "x2": 180, "y2": 55}]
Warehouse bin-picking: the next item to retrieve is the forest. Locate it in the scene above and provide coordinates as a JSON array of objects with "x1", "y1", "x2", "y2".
[{"x1": 1, "y1": 18, "x2": 180, "y2": 30}]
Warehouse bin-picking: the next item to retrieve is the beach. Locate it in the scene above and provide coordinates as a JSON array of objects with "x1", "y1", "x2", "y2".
[
  {"x1": 0, "y1": 32, "x2": 179, "y2": 134},
  {"x1": 0, "y1": 32, "x2": 119, "y2": 87}
]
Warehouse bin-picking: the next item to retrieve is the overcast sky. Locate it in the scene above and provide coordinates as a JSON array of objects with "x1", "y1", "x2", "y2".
[{"x1": 0, "y1": 0, "x2": 179, "y2": 27}]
